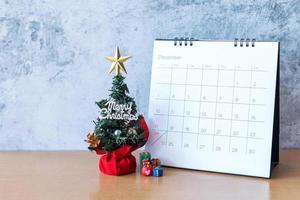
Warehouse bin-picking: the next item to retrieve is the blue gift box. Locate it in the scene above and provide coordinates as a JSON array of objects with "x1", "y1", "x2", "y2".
[{"x1": 152, "y1": 166, "x2": 163, "y2": 177}]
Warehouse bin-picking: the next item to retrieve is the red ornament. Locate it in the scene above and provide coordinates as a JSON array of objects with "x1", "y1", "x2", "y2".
[{"x1": 95, "y1": 116, "x2": 149, "y2": 176}]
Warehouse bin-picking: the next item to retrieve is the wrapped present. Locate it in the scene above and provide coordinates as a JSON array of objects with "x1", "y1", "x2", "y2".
[
  {"x1": 139, "y1": 152, "x2": 151, "y2": 169},
  {"x1": 142, "y1": 159, "x2": 153, "y2": 176},
  {"x1": 153, "y1": 166, "x2": 163, "y2": 177},
  {"x1": 151, "y1": 158, "x2": 161, "y2": 167}
]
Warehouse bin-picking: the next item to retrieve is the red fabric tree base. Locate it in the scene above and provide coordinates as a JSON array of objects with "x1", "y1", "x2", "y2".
[
  {"x1": 97, "y1": 145, "x2": 137, "y2": 175},
  {"x1": 95, "y1": 116, "x2": 149, "y2": 176}
]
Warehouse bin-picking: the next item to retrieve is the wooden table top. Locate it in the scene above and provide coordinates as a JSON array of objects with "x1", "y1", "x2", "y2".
[{"x1": 0, "y1": 150, "x2": 299, "y2": 200}]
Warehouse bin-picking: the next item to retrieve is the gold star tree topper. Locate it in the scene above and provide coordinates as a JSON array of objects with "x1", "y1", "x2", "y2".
[{"x1": 105, "y1": 46, "x2": 131, "y2": 75}]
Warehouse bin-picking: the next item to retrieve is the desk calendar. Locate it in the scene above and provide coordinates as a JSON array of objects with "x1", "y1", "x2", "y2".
[{"x1": 146, "y1": 38, "x2": 279, "y2": 178}]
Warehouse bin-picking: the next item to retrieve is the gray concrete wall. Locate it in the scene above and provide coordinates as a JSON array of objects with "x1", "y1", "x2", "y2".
[{"x1": 0, "y1": 0, "x2": 299, "y2": 149}]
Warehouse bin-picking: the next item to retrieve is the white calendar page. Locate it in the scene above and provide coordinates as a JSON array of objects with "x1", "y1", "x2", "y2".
[{"x1": 146, "y1": 40, "x2": 279, "y2": 178}]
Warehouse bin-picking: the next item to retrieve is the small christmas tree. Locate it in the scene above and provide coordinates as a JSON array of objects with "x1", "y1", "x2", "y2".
[{"x1": 85, "y1": 47, "x2": 148, "y2": 153}]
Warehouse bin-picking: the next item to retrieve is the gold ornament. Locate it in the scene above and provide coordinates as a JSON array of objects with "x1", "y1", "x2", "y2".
[
  {"x1": 85, "y1": 131, "x2": 101, "y2": 149},
  {"x1": 105, "y1": 46, "x2": 131, "y2": 75},
  {"x1": 127, "y1": 127, "x2": 137, "y2": 135}
]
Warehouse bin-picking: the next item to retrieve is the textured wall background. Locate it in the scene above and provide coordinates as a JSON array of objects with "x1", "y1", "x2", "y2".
[{"x1": 0, "y1": 0, "x2": 299, "y2": 150}]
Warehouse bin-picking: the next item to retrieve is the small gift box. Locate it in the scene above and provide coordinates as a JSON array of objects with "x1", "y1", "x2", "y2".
[
  {"x1": 151, "y1": 158, "x2": 161, "y2": 167},
  {"x1": 153, "y1": 166, "x2": 163, "y2": 177},
  {"x1": 139, "y1": 152, "x2": 151, "y2": 169},
  {"x1": 142, "y1": 159, "x2": 153, "y2": 176}
]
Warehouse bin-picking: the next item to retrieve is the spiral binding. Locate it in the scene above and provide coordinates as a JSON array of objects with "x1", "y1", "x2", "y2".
[
  {"x1": 174, "y1": 37, "x2": 194, "y2": 46},
  {"x1": 234, "y1": 38, "x2": 256, "y2": 47},
  {"x1": 173, "y1": 38, "x2": 256, "y2": 47}
]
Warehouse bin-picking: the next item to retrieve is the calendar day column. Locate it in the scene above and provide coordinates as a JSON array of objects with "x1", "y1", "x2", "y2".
[
  {"x1": 197, "y1": 64, "x2": 218, "y2": 152},
  {"x1": 149, "y1": 63, "x2": 173, "y2": 146},
  {"x1": 167, "y1": 64, "x2": 187, "y2": 150},
  {"x1": 182, "y1": 64, "x2": 202, "y2": 151},
  {"x1": 247, "y1": 66, "x2": 269, "y2": 156},
  {"x1": 229, "y1": 66, "x2": 252, "y2": 155},
  {"x1": 213, "y1": 65, "x2": 235, "y2": 153}
]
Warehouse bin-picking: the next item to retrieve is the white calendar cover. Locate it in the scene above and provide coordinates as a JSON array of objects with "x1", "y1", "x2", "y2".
[{"x1": 146, "y1": 39, "x2": 279, "y2": 178}]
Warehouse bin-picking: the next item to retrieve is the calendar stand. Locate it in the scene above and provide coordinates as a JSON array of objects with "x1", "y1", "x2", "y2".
[{"x1": 271, "y1": 43, "x2": 280, "y2": 172}]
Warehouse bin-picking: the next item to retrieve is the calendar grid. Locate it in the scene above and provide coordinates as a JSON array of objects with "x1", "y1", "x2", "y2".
[{"x1": 151, "y1": 63, "x2": 268, "y2": 152}]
